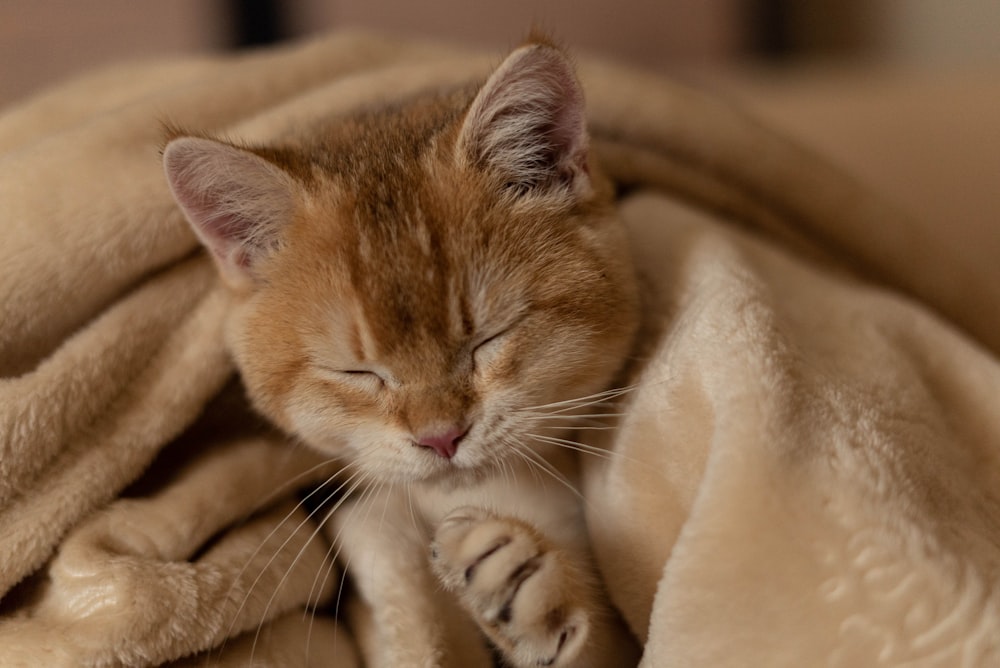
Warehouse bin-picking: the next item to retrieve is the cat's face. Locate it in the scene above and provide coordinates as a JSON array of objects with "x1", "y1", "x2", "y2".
[
  {"x1": 232, "y1": 158, "x2": 637, "y2": 484},
  {"x1": 164, "y1": 41, "x2": 639, "y2": 485}
]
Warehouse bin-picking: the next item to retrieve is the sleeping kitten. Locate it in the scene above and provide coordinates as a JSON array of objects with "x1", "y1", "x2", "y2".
[{"x1": 163, "y1": 38, "x2": 641, "y2": 667}]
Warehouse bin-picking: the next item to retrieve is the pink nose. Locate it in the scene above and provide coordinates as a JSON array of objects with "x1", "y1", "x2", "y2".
[{"x1": 415, "y1": 425, "x2": 469, "y2": 459}]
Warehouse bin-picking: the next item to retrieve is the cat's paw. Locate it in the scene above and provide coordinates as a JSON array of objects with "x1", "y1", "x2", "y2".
[{"x1": 430, "y1": 507, "x2": 589, "y2": 667}]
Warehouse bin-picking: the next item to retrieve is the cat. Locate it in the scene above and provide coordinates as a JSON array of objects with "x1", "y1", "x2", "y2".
[{"x1": 163, "y1": 36, "x2": 642, "y2": 667}]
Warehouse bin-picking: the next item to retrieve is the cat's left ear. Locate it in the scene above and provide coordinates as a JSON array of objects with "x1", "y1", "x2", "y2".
[
  {"x1": 457, "y1": 42, "x2": 590, "y2": 200},
  {"x1": 163, "y1": 136, "x2": 295, "y2": 288}
]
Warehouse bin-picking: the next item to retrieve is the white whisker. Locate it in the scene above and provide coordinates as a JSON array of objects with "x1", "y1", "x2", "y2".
[
  {"x1": 510, "y1": 442, "x2": 587, "y2": 507},
  {"x1": 533, "y1": 423, "x2": 617, "y2": 431},
  {"x1": 528, "y1": 434, "x2": 628, "y2": 466},
  {"x1": 520, "y1": 412, "x2": 626, "y2": 421},
  {"x1": 500, "y1": 434, "x2": 541, "y2": 487},
  {"x1": 305, "y1": 472, "x2": 380, "y2": 660},
  {"x1": 222, "y1": 462, "x2": 363, "y2": 652},
  {"x1": 529, "y1": 432, "x2": 664, "y2": 474},
  {"x1": 517, "y1": 385, "x2": 637, "y2": 413},
  {"x1": 254, "y1": 455, "x2": 343, "y2": 509},
  {"x1": 304, "y1": 471, "x2": 380, "y2": 616},
  {"x1": 311, "y1": 474, "x2": 387, "y2": 638},
  {"x1": 405, "y1": 479, "x2": 420, "y2": 533},
  {"x1": 530, "y1": 434, "x2": 618, "y2": 460},
  {"x1": 248, "y1": 469, "x2": 371, "y2": 665}
]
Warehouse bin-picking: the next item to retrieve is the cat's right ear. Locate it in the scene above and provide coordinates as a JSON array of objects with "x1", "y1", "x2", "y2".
[
  {"x1": 163, "y1": 137, "x2": 295, "y2": 288},
  {"x1": 457, "y1": 41, "x2": 590, "y2": 201}
]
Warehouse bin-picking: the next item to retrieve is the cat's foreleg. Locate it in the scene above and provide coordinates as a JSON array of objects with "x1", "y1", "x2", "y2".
[
  {"x1": 327, "y1": 490, "x2": 491, "y2": 667},
  {"x1": 430, "y1": 506, "x2": 640, "y2": 668}
]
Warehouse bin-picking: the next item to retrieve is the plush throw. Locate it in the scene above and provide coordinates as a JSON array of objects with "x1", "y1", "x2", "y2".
[{"x1": 2, "y1": 31, "x2": 999, "y2": 667}]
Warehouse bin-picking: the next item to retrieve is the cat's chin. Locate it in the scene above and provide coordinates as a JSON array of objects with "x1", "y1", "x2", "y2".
[
  {"x1": 368, "y1": 452, "x2": 509, "y2": 490},
  {"x1": 415, "y1": 462, "x2": 497, "y2": 490}
]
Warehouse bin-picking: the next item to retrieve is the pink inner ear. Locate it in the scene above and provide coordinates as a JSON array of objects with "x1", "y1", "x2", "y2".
[
  {"x1": 163, "y1": 137, "x2": 293, "y2": 281},
  {"x1": 194, "y1": 211, "x2": 255, "y2": 268},
  {"x1": 547, "y1": 75, "x2": 589, "y2": 180},
  {"x1": 535, "y1": 52, "x2": 588, "y2": 164}
]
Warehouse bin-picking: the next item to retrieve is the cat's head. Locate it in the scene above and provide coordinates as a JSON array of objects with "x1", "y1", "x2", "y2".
[{"x1": 163, "y1": 41, "x2": 639, "y2": 484}]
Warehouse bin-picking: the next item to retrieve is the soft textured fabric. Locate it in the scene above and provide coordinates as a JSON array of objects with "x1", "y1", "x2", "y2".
[{"x1": 2, "y1": 30, "x2": 999, "y2": 667}]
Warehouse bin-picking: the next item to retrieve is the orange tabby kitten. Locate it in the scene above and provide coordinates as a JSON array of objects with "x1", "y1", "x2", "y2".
[{"x1": 164, "y1": 39, "x2": 641, "y2": 667}]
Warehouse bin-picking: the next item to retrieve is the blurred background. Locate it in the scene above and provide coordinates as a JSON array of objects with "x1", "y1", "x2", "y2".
[
  {"x1": 2, "y1": 0, "x2": 998, "y2": 232},
  {"x1": 4, "y1": 0, "x2": 1000, "y2": 106}
]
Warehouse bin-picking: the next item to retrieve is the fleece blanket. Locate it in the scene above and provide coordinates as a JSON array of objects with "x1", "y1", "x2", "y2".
[{"x1": 3, "y1": 30, "x2": 1000, "y2": 667}]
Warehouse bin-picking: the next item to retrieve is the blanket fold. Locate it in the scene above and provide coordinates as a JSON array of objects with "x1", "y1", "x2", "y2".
[
  {"x1": 2, "y1": 30, "x2": 999, "y2": 666},
  {"x1": 585, "y1": 192, "x2": 1000, "y2": 665}
]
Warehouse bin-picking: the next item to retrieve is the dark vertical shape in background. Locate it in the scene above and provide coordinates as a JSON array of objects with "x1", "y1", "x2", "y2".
[
  {"x1": 228, "y1": 0, "x2": 292, "y2": 47},
  {"x1": 745, "y1": 0, "x2": 873, "y2": 63},
  {"x1": 747, "y1": 0, "x2": 793, "y2": 61}
]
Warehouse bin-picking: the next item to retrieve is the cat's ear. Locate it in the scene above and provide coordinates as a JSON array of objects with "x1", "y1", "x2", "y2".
[
  {"x1": 163, "y1": 136, "x2": 295, "y2": 287},
  {"x1": 457, "y1": 42, "x2": 590, "y2": 199}
]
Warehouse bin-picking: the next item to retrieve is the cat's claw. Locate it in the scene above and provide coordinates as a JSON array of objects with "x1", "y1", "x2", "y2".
[{"x1": 430, "y1": 507, "x2": 589, "y2": 667}]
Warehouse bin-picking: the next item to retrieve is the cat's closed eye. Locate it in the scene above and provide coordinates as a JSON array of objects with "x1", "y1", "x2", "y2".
[
  {"x1": 472, "y1": 328, "x2": 513, "y2": 368},
  {"x1": 316, "y1": 366, "x2": 386, "y2": 390}
]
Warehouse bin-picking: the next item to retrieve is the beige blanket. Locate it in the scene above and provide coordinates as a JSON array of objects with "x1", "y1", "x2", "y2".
[{"x1": 3, "y1": 31, "x2": 1000, "y2": 667}]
